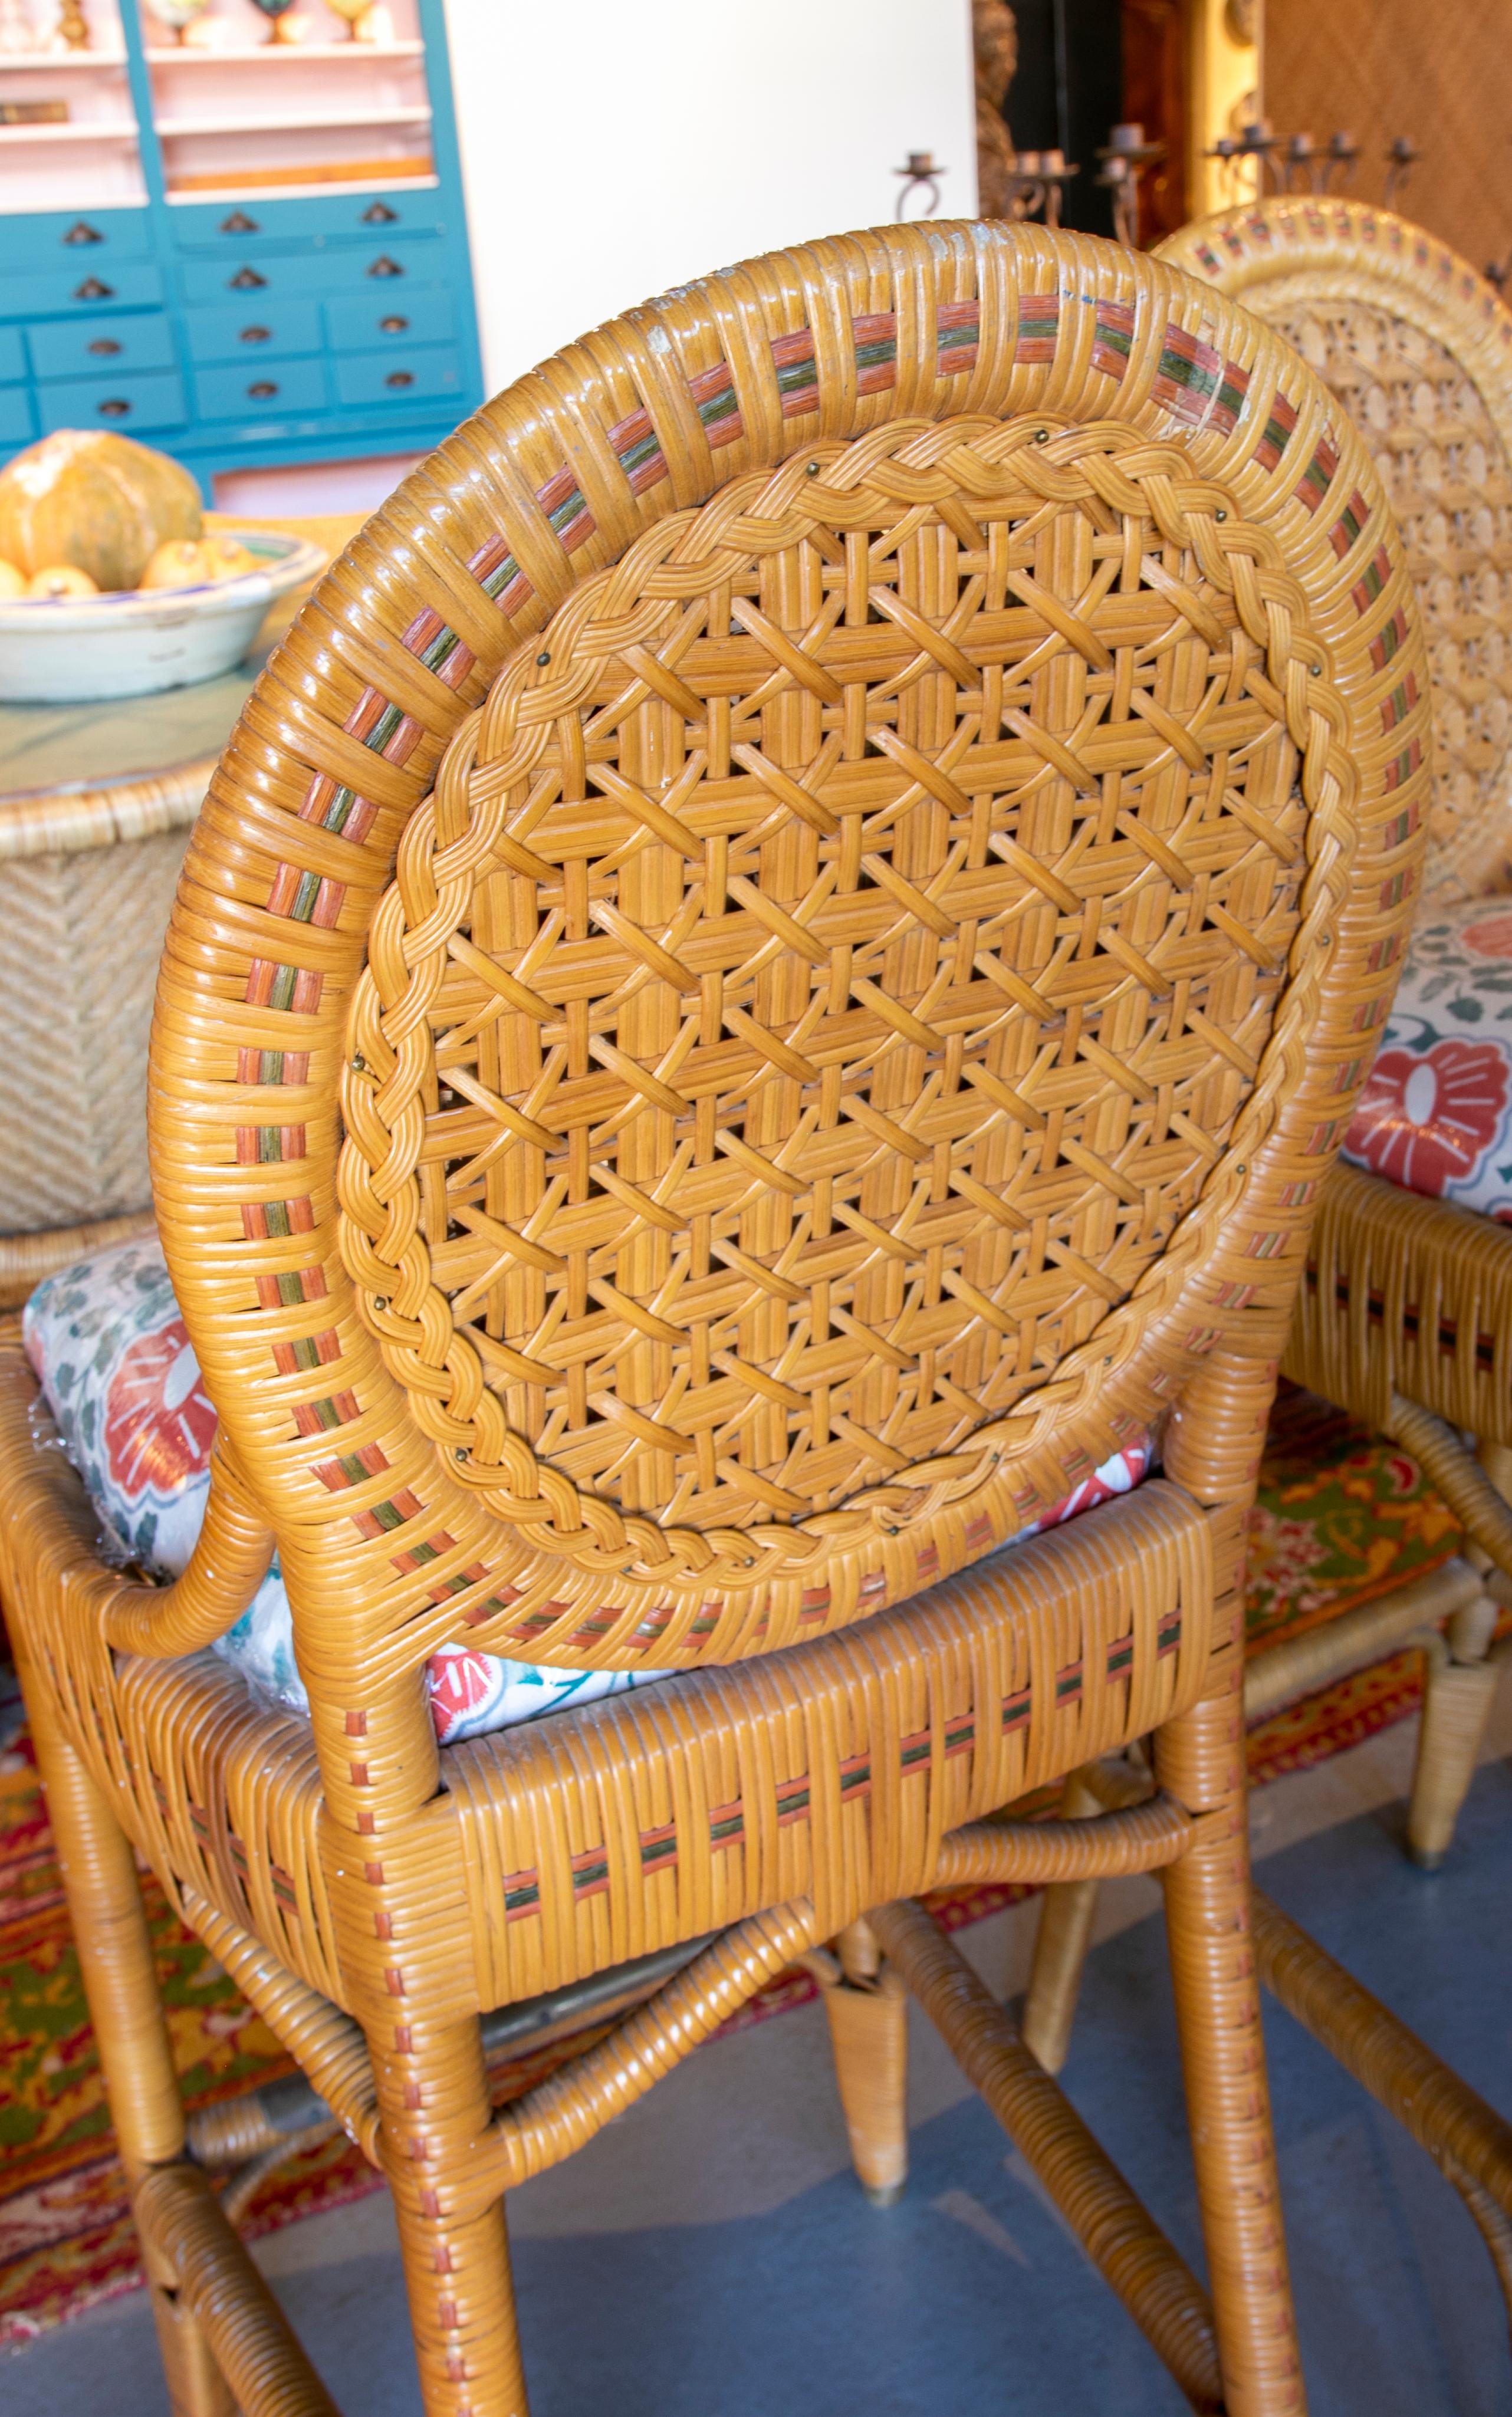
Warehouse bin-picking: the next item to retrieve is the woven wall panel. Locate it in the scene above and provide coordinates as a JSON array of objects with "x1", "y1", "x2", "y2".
[{"x1": 1266, "y1": 0, "x2": 1512, "y2": 278}]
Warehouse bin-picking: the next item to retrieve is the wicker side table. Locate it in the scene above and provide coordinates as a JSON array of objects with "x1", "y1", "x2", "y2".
[
  {"x1": 0, "y1": 514, "x2": 360, "y2": 1310},
  {"x1": 0, "y1": 673, "x2": 252, "y2": 1305}
]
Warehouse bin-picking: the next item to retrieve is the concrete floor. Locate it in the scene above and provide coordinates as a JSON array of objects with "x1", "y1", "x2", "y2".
[{"x1": 8, "y1": 1697, "x2": 1512, "y2": 2416}]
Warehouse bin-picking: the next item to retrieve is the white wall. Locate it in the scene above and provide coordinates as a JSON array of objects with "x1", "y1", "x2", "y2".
[{"x1": 442, "y1": 0, "x2": 976, "y2": 394}]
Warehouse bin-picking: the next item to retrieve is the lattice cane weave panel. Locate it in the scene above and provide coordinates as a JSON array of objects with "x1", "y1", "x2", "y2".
[
  {"x1": 1268, "y1": 298, "x2": 1512, "y2": 892},
  {"x1": 1159, "y1": 199, "x2": 1512, "y2": 905},
  {"x1": 340, "y1": 416, "x2": 1306, "y2": 1561}
]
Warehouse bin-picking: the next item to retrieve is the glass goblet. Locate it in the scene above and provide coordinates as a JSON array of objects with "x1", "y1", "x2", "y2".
[
  {"x1": 250, "y1": 0, "x2": 301, "y2": 40},
  {"x1": 143, "y1": 0, "x2": 208, "y2": 41}
]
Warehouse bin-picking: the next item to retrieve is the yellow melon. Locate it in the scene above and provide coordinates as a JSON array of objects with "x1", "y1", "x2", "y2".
[
  {"x1": 140, "y1": 534, "x2": 259, "y2": 591},
  {"x1": 0, "y1": 430, "x2": 202, "y2": 592},
  {"x1": 139, "y1": 537, "x2": 210, "y2": 591},
  {"x1": 26, "y1": 564, "x2": 101, "y2": 599},
  {"x1": 198, "y1": 534, "x2": 257, "y2": 581}
]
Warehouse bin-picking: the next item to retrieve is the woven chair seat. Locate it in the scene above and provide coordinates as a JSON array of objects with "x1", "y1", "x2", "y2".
[{"x1": 82, "y1": 1473, "x2": 1206, "y2": 2014}]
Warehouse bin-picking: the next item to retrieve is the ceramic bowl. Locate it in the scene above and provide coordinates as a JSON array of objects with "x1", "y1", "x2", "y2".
[{"x1": 0, "y1": 528, "x2": 326, "y2": 705}]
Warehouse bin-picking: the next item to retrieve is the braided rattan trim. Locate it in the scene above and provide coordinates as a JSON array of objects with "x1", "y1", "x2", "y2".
[
  {"x1": 1158, "y1": 199, "x2": 1512, "y2": 909},
  {"x1": 149, "y1": 225, "x2": 1428, "y2": 1754}
]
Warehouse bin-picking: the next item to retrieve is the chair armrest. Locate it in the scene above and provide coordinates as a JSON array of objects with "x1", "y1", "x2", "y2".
[{"x1": 0, "y1": 1340, "x2": 274, "y2": 1659}]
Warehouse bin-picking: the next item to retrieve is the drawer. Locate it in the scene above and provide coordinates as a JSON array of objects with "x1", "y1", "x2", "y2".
[
  {"x1": 0, "y1": 325, "x2": 24, "y2": 383},
  {"x1": 178, "y1": 244, "x2": 429, "y2": 307},
  {"x1": 183, "y1": 298, "x2": 322, "y2": 364},
  {"x1": 0, "y1": 264, "x2": 165, "y2": 321},
  {"x1": 37, "y1": 371, "x2": 187, "y2": 439},
  {"x1": 0, "y1": 385, "x2": 35, "y2": 445},
  {"x1": 193, "y1": 354, "x2": 327, "y2": 421},
  {"x1": 0, "y1": 208, "x2": 151, "y2": 274},
  {"x1": 28, "y1": 311, "x2": 176, "y2": 383},
  {"x1": 334, "y1": 342, "x2": 463, "y2": 409},
  {"x1": 169, "y1": 192, "x2": 449, "y2": 252},
  {"x1": 325, "y1": 285, "x2": 455, "y2": 353}
]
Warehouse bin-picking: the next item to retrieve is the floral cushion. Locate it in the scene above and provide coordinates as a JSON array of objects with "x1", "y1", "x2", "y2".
[
  {"x1": 22, "y1": 1237, "x2": 1152, "y2": 1746},
  {"x1": 1344, "y1": 895, "x2": 1512, "y2": 1215},
  {"x1": 21, "y1": 1239, "x2": 672, "y2": 1744},
  {"x1": 1245, "y1": 1380, "x2": 1462, "y2": 1650}
]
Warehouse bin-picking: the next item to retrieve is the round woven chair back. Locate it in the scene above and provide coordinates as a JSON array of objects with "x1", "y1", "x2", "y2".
[
  {"x1": 152, "y1": 222, "x2": 1427, "y2": 1678},
  {"x1": 1159, "y1": 197, "x2": 1512, "y2": 910}
]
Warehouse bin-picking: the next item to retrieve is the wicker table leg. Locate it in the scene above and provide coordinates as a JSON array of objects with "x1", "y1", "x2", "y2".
[
  {"x1": 1404, "y1": 1438, "x2": 1512, "y2": 1867},
  {"x1": 1020, "y1": 1767, "x2": 1102, "y2": 2076}
]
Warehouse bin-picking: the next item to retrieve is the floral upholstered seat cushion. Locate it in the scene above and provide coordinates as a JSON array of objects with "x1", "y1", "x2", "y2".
[
  {"x1": 22, "y1": 1237, "x2": 1152, "y2": 1745},
  {"x1": 1245, "y1": 1380, "x2": 1462, "y2": 1650},
  {"x1": 1344, "y1": 895, "x2": 1512, "y2": 1215},
  {"x1": 22, "y1": 1238, "x2": 675, "y2": 1743}
]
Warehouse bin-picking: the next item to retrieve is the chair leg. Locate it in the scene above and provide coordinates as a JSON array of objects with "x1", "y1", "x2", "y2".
[
  {"x1": 15, "y1": 1656, "x2": 234, "y2": 2416},
  {"x1": 1021, "y1": 1877, "x2": 1100, "y2": 2074},
  {"x1": 819, "y1": 1919, "x2": 909, "y2": 2204},
  {"x1": 1407, "y1": 1613, "x2": 1500, "y2": 1869},
  {"x1": 1157, "y1": 1672, "x2": 1306, "y2": 2417},
  {"x1": 1401, "y1": 1436, "x2": 1511, "y2": 1867},
  {"x1": 370, "y1": 2008, "x2": 533, "y2": 2417},
  {"x1": 1021, "y1": 1767, "x2": 1103, "y2": 2074}
]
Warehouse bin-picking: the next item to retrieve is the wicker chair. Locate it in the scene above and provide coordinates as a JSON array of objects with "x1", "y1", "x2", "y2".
[
  {"x1": 1155, "y1": 200, "x2": 1512, "y2": 1872},
  {"x1": 0, "y1": 221, "x2": 1429, "y2": 2417},
  {"x1": 1016, "y1": 195, "x2": 1512, "y2": 2321}
]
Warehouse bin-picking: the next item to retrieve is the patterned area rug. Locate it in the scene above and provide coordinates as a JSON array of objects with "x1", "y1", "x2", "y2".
[{"x1": 0, "y1": 1383, "x2": 1467, "y2": 2346}]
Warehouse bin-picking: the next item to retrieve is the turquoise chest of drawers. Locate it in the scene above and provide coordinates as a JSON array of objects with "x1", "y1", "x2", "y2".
[{"x1": 0, "y1": 0, "x2": 482, "y2": 499}]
